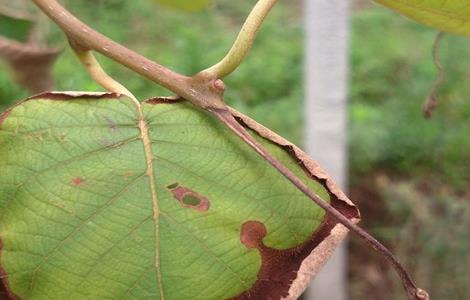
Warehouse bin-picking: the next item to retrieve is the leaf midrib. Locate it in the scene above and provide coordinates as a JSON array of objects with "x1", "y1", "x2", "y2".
[{"x1": 135, "y1": 102, "x2": 165, "y2": 300}]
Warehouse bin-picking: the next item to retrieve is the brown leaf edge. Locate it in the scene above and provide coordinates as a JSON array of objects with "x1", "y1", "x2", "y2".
[
  {"x1": 0, "y1": 93, "x2": 359, "y2": 300},
  {"x1": 227, "y1": 107, "x2": 360, "y2": 300},
  {"x1": 0, "y1": 91, "x2": 121, "y2": 126}
]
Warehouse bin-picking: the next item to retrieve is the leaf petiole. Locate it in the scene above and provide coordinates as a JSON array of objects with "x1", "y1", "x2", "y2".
[{"x1": 69, "y1": 39, "x2": 139, "y2": 104}]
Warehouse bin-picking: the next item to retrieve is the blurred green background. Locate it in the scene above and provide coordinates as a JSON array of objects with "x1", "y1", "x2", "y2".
[{"x1": 0, "y1": 0, "x2": 469, "y2": 299}]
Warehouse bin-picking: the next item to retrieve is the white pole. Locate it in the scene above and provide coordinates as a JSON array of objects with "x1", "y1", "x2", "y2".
[{"x1": 304, "y1": 0, "x2": 350, "y2": 299}]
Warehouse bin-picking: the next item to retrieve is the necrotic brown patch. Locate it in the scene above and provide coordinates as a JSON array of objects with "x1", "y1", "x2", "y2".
[
  {"x1": 1, "y1": 92, "x2": 121, "y2": 129},
  {"x1": 145, "y1": 96, "x2": 183, "y2": 105},
  {"x1": 0, "y1": 239, "x2": 19, "y2": 300},
  {"x1": 26, "y1": 91, "x2": 120, "y2": 101},
  {"x1": 0, "y1": 110, "x2": 12, "y2": 127},
  {"x1": 166, "y1": 183, "x2": 210, "y2": 212},
  {"x1": 240, "y1": 221, "x2": 267, "y2": 249},
  {"x1": 231, "y1": 201, "x2": 358, "y2": 300}
]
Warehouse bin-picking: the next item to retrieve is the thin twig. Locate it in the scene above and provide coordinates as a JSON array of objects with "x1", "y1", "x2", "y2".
[
  {"x1": 200, "y1": 0, "x2": 278, "y2": 78},
  {"x1": 208, "y1": 107, "x2": 429, "y2": 300},
  {"x1": 423, "y1": 31, "x2": 445, "y2": 119}
]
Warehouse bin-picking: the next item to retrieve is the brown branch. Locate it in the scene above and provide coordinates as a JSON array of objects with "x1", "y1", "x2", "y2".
[{"x1": 208, "y1": 107, "x2": 429, "y2": 300}]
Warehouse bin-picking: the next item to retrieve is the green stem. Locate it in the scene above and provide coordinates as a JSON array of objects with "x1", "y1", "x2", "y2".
[
  {"x1": 69, "y1": 40, "x2": 138, "y2": 104},
  {"x1": 200, "y1": 0, "x2": 278, "y2": 78}
]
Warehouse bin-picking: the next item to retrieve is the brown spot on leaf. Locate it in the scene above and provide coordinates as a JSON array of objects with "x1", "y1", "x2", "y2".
[
  {"x1": 26, "y1": 91, "x2": 120, "y2": 101},
  {"x1": 232, "y1": 198, "x2": 358, "y2": 300},
  {"x1": 104, "y1": 116, "x2": 119, "y2": 132},
  {"x1": 0, "y1": 110, "x2": 11, "y2": 127},
  {"x1": 71, "y1": 177, "x2": 85, "y2": 186},
  {"x1": 122, "y1": 171, "x2": 134, "y2": 177},
  {"x1": 166, "y1": 183, "x2": 210, "y2": 212},
  {"x1": 145, "y1": 96, "x2": 183, "y2": 105},
  {"x1": 0, "y1": 239, "x2": 19, "y2": 300},
  {"x1": 240, "y1": 221, "x2": 267, "y2": 249}
]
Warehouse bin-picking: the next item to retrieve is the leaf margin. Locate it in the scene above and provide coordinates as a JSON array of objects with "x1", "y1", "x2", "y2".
[
  {"x1": 374, "y1": 0, "x2": 470, "y2": 36},
  {"x1": 226, "y1": 106, "x2": 360, "y2": 299}
]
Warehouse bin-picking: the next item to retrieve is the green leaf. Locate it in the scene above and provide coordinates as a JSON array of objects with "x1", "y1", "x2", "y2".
[
  {"x1": 0, "y1": 12, "x2": 33, "y2": 42},
  {"x1": 154, "y1": 0, "x2": 213, "y2": 12},
  {"x1": 0, "y1": 93, "x2": 358, "y2": 299},
  {"x1": 374, "y1": 0, "x2": 470, "y2": 36}
]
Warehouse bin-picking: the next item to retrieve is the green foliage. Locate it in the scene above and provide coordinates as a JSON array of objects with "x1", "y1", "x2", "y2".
[
  {"x1": 381, "y1": 181, "x2": 470, "y2": 299},
  {"x1": 350, "y1": 177, "x2": 470, "y2": 300},
  {"x1": 375, "y1": 0, "x2": 470, "y2": 36},
  {"x1": 0, "y1": 95, "x2": 329, "y2": 299},
  {"x1": 0, "y1": 63, "x2": 28, "y2": 112},
  {"x1": 349, "y1": 8, "x2": 470, "y2": 188},
  {"x1": 154, "y1": 0, "x2": 213, "y2": 12},
  {"x1": 0, "y1": 12, "x2": 33, "y2": 42}
]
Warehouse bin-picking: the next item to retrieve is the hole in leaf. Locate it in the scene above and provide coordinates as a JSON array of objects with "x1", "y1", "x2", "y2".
[
  {"x1": 166, "y1": 183, "x2": 210, "y2": 212},
  {"x1": 182, "y1": 195, "x2": 201, "y2": 206},
  {"x1": 167, "y1": 182, "x2": 179, "y2": 189}
]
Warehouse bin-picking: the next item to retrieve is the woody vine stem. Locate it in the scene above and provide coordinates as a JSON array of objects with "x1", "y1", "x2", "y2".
[{"x1": 32, "y1": 0, "x2": 428, "y2": 299}]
